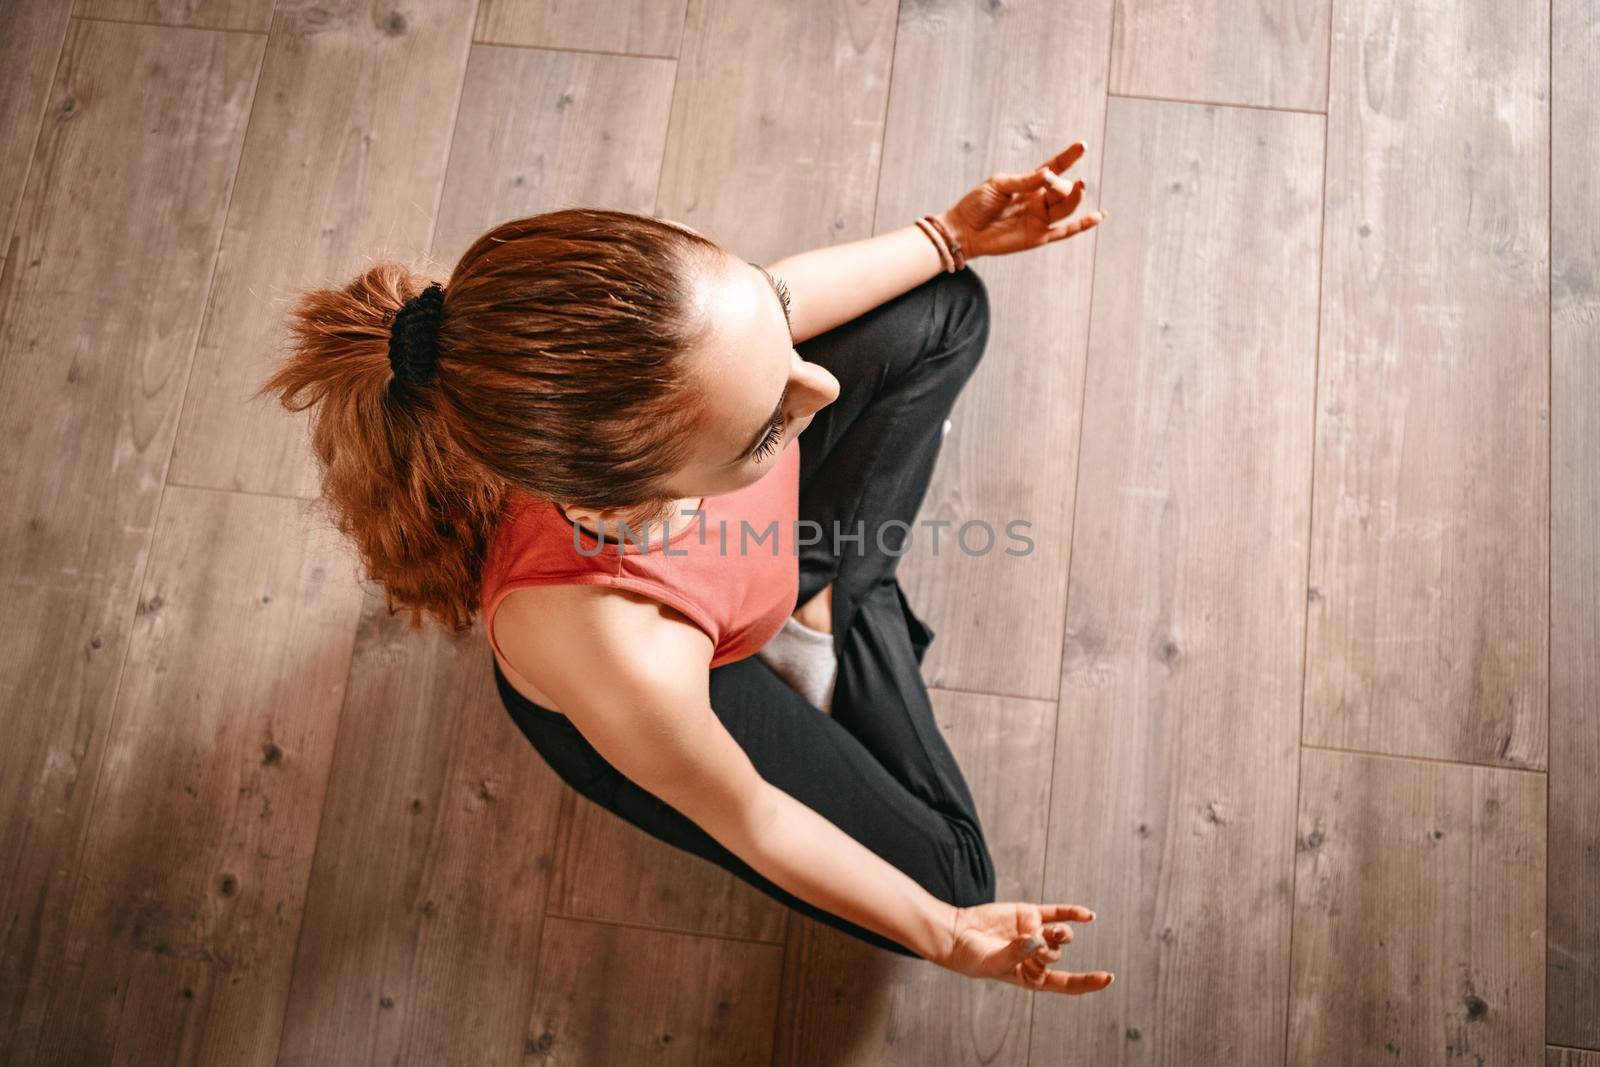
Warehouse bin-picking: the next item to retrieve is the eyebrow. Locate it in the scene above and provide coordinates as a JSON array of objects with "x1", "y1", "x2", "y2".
[{"x1": 727, "y1": 263, "x2": 795, "y2": 464}]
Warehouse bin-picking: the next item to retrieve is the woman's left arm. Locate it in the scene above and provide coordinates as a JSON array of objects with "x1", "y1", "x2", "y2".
[
  {"x1": 766, "y1": 141, "x2": 1106, "y2": 344},
  {"x1": 765, "y1": 224, "x2": 948, "y2": 343}
]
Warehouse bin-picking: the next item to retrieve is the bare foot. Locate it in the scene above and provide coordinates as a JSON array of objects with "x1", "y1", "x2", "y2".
[{"x1": 793, "y1": 582, "x2": 833, "y2": 634}]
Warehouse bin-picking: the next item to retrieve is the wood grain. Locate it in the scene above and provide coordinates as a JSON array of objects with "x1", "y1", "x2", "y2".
[
  {"x1": 878, "y1": 0, "x2": 1115, "y2": 701},
  {"x1": 654, "y1": 0, "x2": 898, "y2": 266},
  {"x1": 0, "y1": 21, "x2": 260, "y2": 1063},
  {"x1": 1289, "y1": 749, "x2": 1545, "y2": 1066},
  {"x1": 1549, "y1": 0, "x2": 1600, "y2": 1048},
  {"x1": 1303, "y1": 0, "x2": 1550, "y2": 767},
  {"x1": 74, "y1": 0, "x2": 274, "y2": 33},
  {"x1": 1109, "y1": 0, "x2": 1331, "y2": 112},
  {"x1": 0, "y1": 3, "x2": 1582, "y2": 1062},
  {"x1": 32, "y1": 487, "x2": 364, "y2": 1066},
  {"x1": 522, "y1": 915, "x2": 784, "y2": 1065},
  {"x1": 431, "y1": 44, "x2": 677, "y2": 267},
  {"x1": 562, "y1": 0, "x2": 878, "y2": 956},
  {"x1": 774, "y1": 688, "x2": 1057, "y2": 1067},
  {"x1": 474, "y1": 0, "x2": 687, "y2": 56},
  {"x1": 1035, "y1": 96, "x2": 1324, "y2": 1062},
  {"x1": 0, "y1": 1, "x2": 70, "y2": 278},
  {"x1": 433, "y1": 41, "x2": 786, "y2": 945},
  {"x1": 550, "y1": 786, "x2": 791, "y2": 943},
  {"x1": 166, "y1": 0, "x2": 477, "y2": 499},
  {"x1": 275, "y1": 597, "x2": 567, "y2": 1065},
  {"x1": 270, "y1": 40, "x2": 704, "y2": 1062}
]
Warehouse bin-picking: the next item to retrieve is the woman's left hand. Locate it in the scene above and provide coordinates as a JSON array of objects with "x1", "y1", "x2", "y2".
[{"x1": 935, "y1": 141, "x2": 1105, "y2": 260}]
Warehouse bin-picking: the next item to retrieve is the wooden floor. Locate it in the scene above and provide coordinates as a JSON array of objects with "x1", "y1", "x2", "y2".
[{"x1": 0, "y1": 1, "x2": 1593, "y2": 1064}]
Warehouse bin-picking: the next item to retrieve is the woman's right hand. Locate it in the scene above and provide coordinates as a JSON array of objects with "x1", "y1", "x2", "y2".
[{"x1": 934, "y1": 902, "x2": 1114, "y2": 994}]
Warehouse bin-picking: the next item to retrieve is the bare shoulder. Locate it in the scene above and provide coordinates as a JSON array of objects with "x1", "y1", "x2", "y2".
[
  {"x1": 494, "y1": 582, "x2": 713, "y2": 704},
  {"x1": 494, "y1": 582, "x2": 766, "y2": 825}
]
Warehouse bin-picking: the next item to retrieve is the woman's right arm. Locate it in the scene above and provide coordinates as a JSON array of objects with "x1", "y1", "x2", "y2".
[{"x1": 495, "y1": 582, "x2": 960, "y2": 961}]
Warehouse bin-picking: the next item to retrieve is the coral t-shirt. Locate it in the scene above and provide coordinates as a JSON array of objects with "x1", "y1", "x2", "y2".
[{"x1": 481, "y1": 438, "x2": 801, "y2": 671}]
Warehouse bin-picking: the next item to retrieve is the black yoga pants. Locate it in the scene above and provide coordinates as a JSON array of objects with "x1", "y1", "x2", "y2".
[{"x1": 492, "y1": 266, "x2": 999, "y2": 958}]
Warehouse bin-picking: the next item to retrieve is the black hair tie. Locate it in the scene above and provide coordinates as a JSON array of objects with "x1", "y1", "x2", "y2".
[{"x1": 388, "y1": 283, "x2": 445, "y2": 386}]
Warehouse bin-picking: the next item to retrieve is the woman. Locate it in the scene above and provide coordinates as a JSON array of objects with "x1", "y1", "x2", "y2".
[{"x1": 260, "y1": 141, "x2": 1110, "y2": 992}]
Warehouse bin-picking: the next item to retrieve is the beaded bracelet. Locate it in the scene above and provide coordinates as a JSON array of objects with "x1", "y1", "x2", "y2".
[
  {"x1": 914, "y1": 217, "x2": 955, "y2": 273},
  {"x1": 924, "y1": 213, "x2": 966, "y2": 271}
]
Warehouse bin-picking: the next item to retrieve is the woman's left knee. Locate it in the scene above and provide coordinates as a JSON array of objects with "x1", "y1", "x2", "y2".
[
  {"x1": 947, "y1": 266, "x2": 989, "y2": 323},
  {"x1": 934, "y1": 268, "x2": 991, "y2": 378}
]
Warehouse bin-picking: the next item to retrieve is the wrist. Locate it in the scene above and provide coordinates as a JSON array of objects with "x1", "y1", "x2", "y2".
[
  {"x1": 933, "y1": 211, "x2": 970, "y2": 262},
  {"x1": 925, "y1": 212, "x2": 968, "y2": 270},
  {"x1": 914, "y1": 896, "x2": 961, "y2": 962},
  {"x1": 914, "y1": 216, "x2": 954, "y2": 273}
]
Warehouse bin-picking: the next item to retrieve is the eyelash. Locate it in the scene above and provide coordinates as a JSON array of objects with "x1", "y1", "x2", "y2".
[
  {"x1": 751, "y1": 413, "x2": 785, "y2": 461},
  {"x1": 749, "y1": 273, "x2": 793, "y2": 462}
]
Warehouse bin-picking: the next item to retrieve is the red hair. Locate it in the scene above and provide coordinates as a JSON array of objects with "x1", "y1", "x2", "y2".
[{"x1": 254, "y1": 208, "x2": 723, "y2": 633}]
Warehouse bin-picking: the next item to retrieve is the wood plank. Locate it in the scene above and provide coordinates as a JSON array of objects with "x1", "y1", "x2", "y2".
[
  {"x1": 0, "y1": 1, "x2": 70, "y2": 277},
  {"x1": 31, "y1": 486, "x2": 365, "y2": 1066},
  {"x1": 1304, "y1": 0, "x2": 1550, "y2": 767},
  {"x1": 551, "y1": 782, "x2": 790, "y2": 943},
  {"x1": 432, "y1": 41, "x2": 783, "y2": 945},
  {"x1": 273, "y1": 42, "x2": 743, "y2": 1061},
  {"x1": 654, "y1": 0, "x2": 897, "y2": 266},
  {"x1": 275, "y1": 596, "x2": 567, "y2": 1066},
  {"x1": 166, "y1": 0, "x2": 478, "y2": 498},
  {"x1": 74, "y1": 0, "x2": 274, "y2": 33},
  {"x1": 1035, "y1": 97, "x2": 1323, "y2": 1061},
  {"x1": 878, "y1": 0, "x2": 1115, "y2": 701},
  {"x1": 0, "y1": 21, "x2": 261, "y2": 1063},
  {"x1": 431, "y1": 44, "x2": 677, "y2": 267},
  {"x1": 523, "y1": 915, "x2": 784, "y2": 1064},
  {"x1": 1109, "y1": 0, "x2": 1330, "y2": 112},
  {"x1": 1551, "y1": 1048, "x2": 1600, "y2": 1067},
  {"x1": 1550, "y1": 0, "x2": 1600, "y2": 1047},
  {"x1": 474, "y1": 0, "x2": 686, "y2": 56},
  {"x1": 545, "y1": 0, "x2": 885, "y2": 950},
  {"x1": 1289, "y1": 749, "x2": 1545, "y2": 1066},
  {"x1": 773, "y1": 688, "x2": 1056, "y2": 1067}
]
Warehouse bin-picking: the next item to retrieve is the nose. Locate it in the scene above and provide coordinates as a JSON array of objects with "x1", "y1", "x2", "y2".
[{"x1": 791, "y1": 352, "x2": 840, "y2": 417}]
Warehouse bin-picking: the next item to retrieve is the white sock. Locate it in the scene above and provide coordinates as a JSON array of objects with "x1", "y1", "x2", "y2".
[{"x1": 756, "y1": 614, "x2": 839, "y2": 714}]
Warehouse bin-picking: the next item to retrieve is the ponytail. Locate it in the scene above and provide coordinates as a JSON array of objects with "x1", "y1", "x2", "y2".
[
  {"x1": 254, "y1": 208, "x2": 721, "y2": 634},
  {"x1": 255, "y1": 262, "x2": 507, "y2": 633}
]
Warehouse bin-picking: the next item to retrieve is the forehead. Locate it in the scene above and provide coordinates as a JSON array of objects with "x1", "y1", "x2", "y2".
[{"x1": 680, "y1": 254, "x2": 791, "y2": 456}]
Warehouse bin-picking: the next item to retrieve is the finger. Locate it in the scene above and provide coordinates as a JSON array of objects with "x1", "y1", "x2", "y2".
[
  {"x1": 1000, "y1": 964, "x2": 1113, "y2": 994},
  {"x1": 1022, "y1": 930, "x2": 1065, "y2": 962},
  {"x1": 1044, "y1": 141, "x2": 1087, "y2": 174},
  {"x1": 1012, "y1": 930, "x2": 1048, "y2": 964},
  {"x1": 987, "y1": 167, "x2": 1052, "y2": 196},
  {"x1": 1039, "y1": 168, "x2": 1080, "y2": 204},
  {"x1": 1039, "y1": 905, "x2": 1097, "y2": 923},
  {"x1": 993, "y1": 142, "x2": 1089, "y2": 198},
  {"x1": 1039, "y1": 969, "x2": 1115, "y2": 996},
  {"x1": 1024, "y1": 185, "x2": 1051, "y2": 224},
  {"x1": 995, "y1": 182, "x2": 1057, "y2": 223},
  {"x1": 1028, "y1": 942, "x2": 1064, "y2": 966},
  {"x1": 1046, "y1": 180, "x2": 1085, "y2": 219},
  {"x1": 1047, "y1": 211, "x2": 1107, "y2": 241},
  {"x1": 1001, "y1": 927, "x2": 1057, "y2": 971},
  {"x1": 1017, "y1": 957, "x2": 1052, "y2": 987},
  {"x1": 1044, "y1": 923, "x2": 1073, "y2": 947}
]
